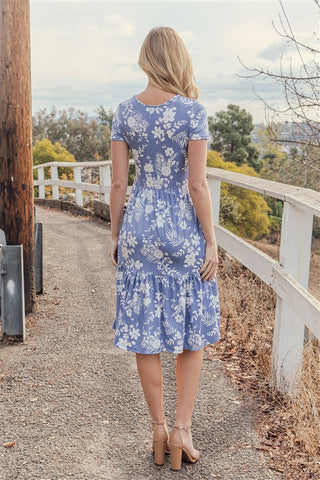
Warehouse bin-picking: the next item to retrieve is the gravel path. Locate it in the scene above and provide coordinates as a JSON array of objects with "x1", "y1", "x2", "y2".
[{"x1": 0, "y1": 207, "x2": 283, "y2": 480}]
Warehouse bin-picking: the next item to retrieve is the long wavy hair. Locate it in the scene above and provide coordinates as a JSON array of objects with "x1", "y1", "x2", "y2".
[{"x1": 138, "y1": 27, "x2": 199, "y2": 99}]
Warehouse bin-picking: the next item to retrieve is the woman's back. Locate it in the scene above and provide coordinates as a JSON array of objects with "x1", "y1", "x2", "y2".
[{"x1": 111, "y1": 95, "x2": 209, "y2": 191}]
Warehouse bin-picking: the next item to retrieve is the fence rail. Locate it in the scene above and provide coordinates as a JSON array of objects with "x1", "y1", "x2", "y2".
[
  {"x1": 33, "y1": 161, "x2": 320, "y2": 396},
  {"x1": 34, "y1": 160, "x2": 134, "y2": 205}
]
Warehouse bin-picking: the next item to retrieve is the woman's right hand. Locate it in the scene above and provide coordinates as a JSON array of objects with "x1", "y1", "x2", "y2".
[
  {"x1": 199, "y1": 243, "x2": 219, "y2": 282},
  {"x1": 110, "y1": 238, "x2": 119, "y2": 267}
]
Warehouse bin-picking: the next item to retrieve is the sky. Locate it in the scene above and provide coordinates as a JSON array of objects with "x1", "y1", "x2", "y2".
[{"x1": 29, "y1": 0, "x2": 319, "y2": 123}]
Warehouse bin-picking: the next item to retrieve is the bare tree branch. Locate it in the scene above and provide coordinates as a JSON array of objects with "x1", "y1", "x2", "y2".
[{"x1": 237, "y1": 0, "x2": 320, "y2": 172}]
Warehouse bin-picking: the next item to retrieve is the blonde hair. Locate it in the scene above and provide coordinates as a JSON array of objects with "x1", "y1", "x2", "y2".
[{"x1": 138, "y1": 27, "x2": 199, "y2": 99}]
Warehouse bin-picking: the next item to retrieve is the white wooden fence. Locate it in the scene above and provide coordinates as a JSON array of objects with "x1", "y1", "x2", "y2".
[{"x1": 33, "y1": 161, "x2": 320, "y2": 396}]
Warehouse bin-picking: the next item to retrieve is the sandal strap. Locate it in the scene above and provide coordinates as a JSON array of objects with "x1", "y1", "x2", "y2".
[
  {"x1": 173, "y1": 424, "x2": 191, "y2": 433},
  {"x1": 151, "y1": 418, "x2": 166, "y2": 425}
]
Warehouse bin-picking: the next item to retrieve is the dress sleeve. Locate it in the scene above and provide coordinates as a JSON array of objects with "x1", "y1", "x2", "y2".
[
  {"x1": 188, "y1": 102, "x2": 210, "y2": 140},
  {"x1": 111, "y1": 104, "x2": 126, "y2": 142}
]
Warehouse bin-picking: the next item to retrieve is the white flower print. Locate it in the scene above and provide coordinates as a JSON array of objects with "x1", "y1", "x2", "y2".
[
  {"x1": 127, "y1": 235, "x2": 137, "y2": 248},
  {"x1": 184, "y1": 252, "x2": 197, "y2": 267},
  {"x1": 121, "y1": 245, "x2": 129, "y2": 260},
  {"x1": 161, "y1": 165, "x2": 171, "y2": 177},
  {"x1": 129, "y1": 326, "x2": 140, "y2": 340},
  {"x1": 162, "y1": 108, "x2": 176, "y2": 124},
  {"x1": 144, "y1": 297, "x2": 151, "y2": 307},
  {"x1": 167, "y1": 130, "x2": 174, "y2": 139},
  {"x1": 175, "y1": 314, "x2": 184, "y2": 324},
  {"x1": 156, "y1": 214, "x2": 165, "y2": 228},
  {"x1": 127, "y1": 116, "x2": 136, "y2": 128},
  {"x1": 186, "y1": 296, "x2": 193, "y2": 306},
  {"x1": 180, "y1": 221, "x2": 187, "y2": 230},
  {"x1": 165, "y1": 147, "x2": 174, "y2": 157},
  {"x1": 144, "y1": 163, "x2": 153, "y2": 172},
  {"x1": 152, "y1": 126, "x2": 164, "y2": 139},
  {"x1": 190, "y1": 233, "x2": 201, "y2": 246},
  {"x1": 145, "y1": 204, "x2": 154, "y2": 214}
]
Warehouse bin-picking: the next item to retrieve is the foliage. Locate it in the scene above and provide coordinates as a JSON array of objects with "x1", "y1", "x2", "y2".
[
  {"x1": 255, "y1": 124, "x2": 320, "y2": 192},
  {"x1": 208, "y1": 104, "x2": 261, "y2": 172},
  {"x1": 32, "y1": 107, "x2": 111, "y2": 162},
  {"x1": 95, "y1": 105, "x2": 114, "y2": 129},
  {"x1": 216, "y1": 252, "x2": 320, "y2": 479},
  {"x1": 33, "y1": 138, "x2": 75, "y2": 183},
  {"x1": 33, "y1": 138, "x2": 75, "y2": 166},
  {"x1": 207, "y1": 151, "x2": 271, "y2": 239}
]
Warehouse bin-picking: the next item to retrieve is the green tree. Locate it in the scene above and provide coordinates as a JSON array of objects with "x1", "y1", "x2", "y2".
[
  {"x1": 33, "y1": 138, "x2": 75, "y2": 166},
  {"x1": 207, "y1": 150, "x2": 270, "y2": 239},
  {"x1": 32, "y1": 107, "x2": 111, "y2": 162},
  {"x1": 96, "y1": 105, "x2": 114, "y2": 129},
  {"x1": 33, "y1": 138, "x2": 75, "y2": 179},
  {"x1": 208, "y1": 104, "x2": 261, "y2": 172}
]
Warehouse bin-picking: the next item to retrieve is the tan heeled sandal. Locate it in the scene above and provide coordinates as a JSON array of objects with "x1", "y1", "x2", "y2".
[
  {"x1": 169, "y1": 425, "x2": 200, "y2": 471},
  {"x1": 152, "y1": 419, "x2": 170, "y2": 466}
]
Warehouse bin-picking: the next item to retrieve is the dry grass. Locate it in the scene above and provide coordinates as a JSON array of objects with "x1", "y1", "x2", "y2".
[{"x1": 207, "y1": 250, "x2": 320, "y2": 479}]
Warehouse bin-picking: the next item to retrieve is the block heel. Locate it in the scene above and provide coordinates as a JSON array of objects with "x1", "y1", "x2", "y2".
[
  {"x1": 169, "y1": 425, "x2": 200, "y2": 471},
  {"x1": 152, "y1": 418, "x2": 169, "y2": 466},
  {"x1": 154, "y1": 440, "x2": 166, "y2": 466},
  {"x1": 170, "y1": 445, "x2": 183, "y2": 471}
]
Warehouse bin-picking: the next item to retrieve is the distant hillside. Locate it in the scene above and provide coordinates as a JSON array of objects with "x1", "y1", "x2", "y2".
[{"x1": 252, "y1": 122, "x2": 319, "y2": 154}]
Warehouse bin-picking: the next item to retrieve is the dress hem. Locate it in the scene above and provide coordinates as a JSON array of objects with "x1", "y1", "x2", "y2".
[{"x1": 112, "y1": 334, "x2": 221, "y2": 355}]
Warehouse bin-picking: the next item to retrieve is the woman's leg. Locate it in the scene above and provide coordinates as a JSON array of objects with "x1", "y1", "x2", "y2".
[
  {"x1": 175, "y1": 348, "x2": 203, "y2": 455},
  {"x1": 136, "y1": 353, "x2": 169, "y2": 457},
  {"x1": 136, "y1": 353, "x2": 164, "y2": 422}
]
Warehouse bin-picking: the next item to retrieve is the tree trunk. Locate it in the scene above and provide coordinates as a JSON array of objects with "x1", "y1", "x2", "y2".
[{"x1": 0, "y1": 0, "x2": 36, "y2": 314}]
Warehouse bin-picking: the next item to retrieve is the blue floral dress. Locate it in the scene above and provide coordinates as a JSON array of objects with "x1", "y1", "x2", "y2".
[{"x1": 111, "y1": 94, "x2": 220, "y2": 354}]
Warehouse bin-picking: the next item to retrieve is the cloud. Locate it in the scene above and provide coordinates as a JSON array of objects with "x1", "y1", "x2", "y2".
[
  {"x1": 103, "y1": 14, "x2": 135, "y2": 37},
  {"x1": 29, "y1": 0, "x2": 317, "y2": 124},
  {"x1": 31, "y1": 12, "x2": 139, "y2": 89},
  {"x1": 179, "y1": 30, "x2": 194, "y2": 41},
  {"x1": 258, "y1": 39, "x2": 290, "y2": 60}
]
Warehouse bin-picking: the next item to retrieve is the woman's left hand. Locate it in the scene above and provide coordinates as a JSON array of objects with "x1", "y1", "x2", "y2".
[
  {"x1": 199, "y1": 243, "x2": 218, "y2": 281},
  {"x1": 110, "y1": 238, "x2": 118, "y2": 267}
]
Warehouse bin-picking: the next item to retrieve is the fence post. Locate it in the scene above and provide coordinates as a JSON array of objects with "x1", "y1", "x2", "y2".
[
  {"x1": 271, "y1": 202, "x2": 314, "y2": 395},
  {"x1": 73, "y1": 166, "x2": 83, "y2": 206},
  {"x1": 208, "y1": 178, "x2": 221, "y2": 226},
  {"x1": 38, "y1": 167, "x2": 45, "y2": 199},
  {"x1": 99, "y1": 165, "x2": 111, "y2": 204},
  {"x1": 51, "y1": 165, "x2": 59, "y2": 200}
]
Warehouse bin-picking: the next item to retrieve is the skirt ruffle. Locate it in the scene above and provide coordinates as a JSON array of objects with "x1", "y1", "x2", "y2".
[{"x1": 113, "y1": 267, "x2": 220, "y2": 354}]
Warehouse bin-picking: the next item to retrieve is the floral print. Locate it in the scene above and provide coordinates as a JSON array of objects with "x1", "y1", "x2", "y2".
[{"x1": 111, "y1": 95, "x2": 220, "y2": 354}]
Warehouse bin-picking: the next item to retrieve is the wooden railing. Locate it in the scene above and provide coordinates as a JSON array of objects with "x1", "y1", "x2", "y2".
[{"x1": 33, "y1": 161, "x2": 320, "y2": 396}]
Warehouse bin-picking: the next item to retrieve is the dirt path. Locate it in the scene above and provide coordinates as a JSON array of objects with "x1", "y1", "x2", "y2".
[{"x1": 0, "y1": 207, "x2": 283, "y2": 480}]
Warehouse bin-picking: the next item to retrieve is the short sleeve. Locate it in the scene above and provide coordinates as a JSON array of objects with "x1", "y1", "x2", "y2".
[
  {"x1": 189, "y1": 102, "x2": 209, "y2": 140},
  {"x1": 111, "y1": 104, "x2": 126, "y2": 142}
]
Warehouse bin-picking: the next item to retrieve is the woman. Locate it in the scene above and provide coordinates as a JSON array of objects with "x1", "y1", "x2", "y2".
[{"x1": 109, "y1": 26, "x2": 220, "y2": 471}]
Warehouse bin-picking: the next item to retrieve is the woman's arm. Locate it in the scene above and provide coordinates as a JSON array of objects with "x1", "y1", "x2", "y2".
[
  {"x1": 109, "y1": 140, "x2": 129, "y2": 266},
  {"x1": 188, "y1": 139, "x2": 218, "y2": 281}
]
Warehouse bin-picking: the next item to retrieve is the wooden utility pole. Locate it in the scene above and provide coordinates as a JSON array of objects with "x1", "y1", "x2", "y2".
[{"x1": 0, "y1": 0, "x2": 36, "y2": 314}]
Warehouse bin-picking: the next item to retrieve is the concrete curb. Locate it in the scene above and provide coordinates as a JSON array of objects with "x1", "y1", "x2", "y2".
[{"x1": 34, "y1": 198, "x2": 110, "y2": 221}]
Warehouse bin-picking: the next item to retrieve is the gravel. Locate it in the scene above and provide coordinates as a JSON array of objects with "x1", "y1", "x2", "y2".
[{"x1": 0, "y1": 206, "x2": 283, "y2": 480}]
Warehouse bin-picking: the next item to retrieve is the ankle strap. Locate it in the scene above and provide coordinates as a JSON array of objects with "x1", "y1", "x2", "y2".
[
  {"x1": 173, "y1": 425, "x2": 191, "y2": 433},
  {"x1": 151, "y1": 418, "x2": 166, "y2": 425}
]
